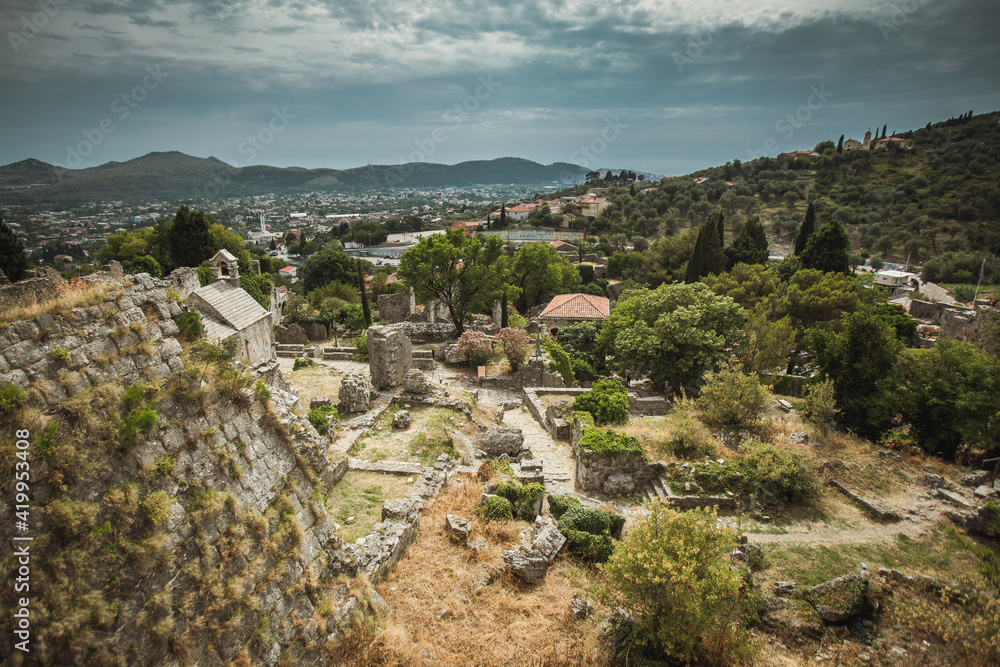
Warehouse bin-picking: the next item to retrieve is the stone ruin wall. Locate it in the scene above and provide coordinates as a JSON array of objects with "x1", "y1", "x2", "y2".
[{"x1": 0, "y1": 273, "x2": 445, "y2": 665}]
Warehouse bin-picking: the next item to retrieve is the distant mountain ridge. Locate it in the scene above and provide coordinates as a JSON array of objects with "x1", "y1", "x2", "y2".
[{"x1": 0, "y1": 153, "x2": 588, "y2": 205}]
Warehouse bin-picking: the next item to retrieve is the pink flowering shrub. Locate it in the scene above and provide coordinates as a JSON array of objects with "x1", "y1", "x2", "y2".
[
  {"x1": 496, "y1": 327, "x2": 531, "y2": 371},
  {"x1": 456, "y1": 330, "x2": 493, "y2": 367}
]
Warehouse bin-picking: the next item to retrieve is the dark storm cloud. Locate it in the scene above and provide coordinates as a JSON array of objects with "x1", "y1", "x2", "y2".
[{"x1": 0, "y1": 0, "x2": 997, "y2": 174}]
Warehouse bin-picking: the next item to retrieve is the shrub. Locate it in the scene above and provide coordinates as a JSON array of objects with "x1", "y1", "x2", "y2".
[
  {"x1": 337, "y1": 303, "x2": 366, "y2": 331},
  {"x1": 600, "y1": 504, "x2": 759, "y2": 665},
  {"x1": 563, "y1": 529, "x2": 615, "y2": 562},
  {"x1": 308, "y1": 404, "x2": 339, "y2": 436},
  {"x1": 570, "y1": 357, "x2": 597, "y2": 382},
  {"x1": 293, "y1": 356, "x2": 318, "y2": 371},
  {"x1": 456, "y1": 330, "x2": 493, "y2": 367},
  {"x1": 0, "y1": 384, "x2": 28, "y2": 414},
  {"x1": 176, "y1": 311, "x2": 203, "y2": 340},
  {"x1": 495, "y1": 480, "x2": 519, "y2": 505},
  {"x1": 577, "y1": 428, "x2": 645, "y2": 459},
  {"x1": 49, "y1": 347, "x2": 70, "y2": 363},
  {"x1": 656, "y1": 400, "x2": 717, "y2": 459},
  {"x1": 542, "y1": 335, "x2": 575, "y2": 385},
  {"x1": 547, "y1": 493, "x2": 581, "y2": 520},
  {"x1": 572, "y1": 378, "x2": 629, "y2": 426},
  {"x1": 608, "y1": 512, "x2": 626, "y2": 539},
  {"x1": 796, "y1": 379, "x2": 838, "y2": 428},
  {"x1": 254, "y1": 380, "x2": 271, "y2": 401},
  {"x1": 687, "y1": 439, "x2": 818, "y2": 504},
  {"x1": 353, "y1": 334, "x2": 369, "y2": 361},
  {"x1": 495, "y1": 327, "x2": 531, "y2": 371},
  {"x1": 516, "y1": 482, "x2": 546, "y2": 519},
  {"x1": 558, "y1": 505, "x2": 611, "y2": 535},
  {"x1": 696, "y1": 365, "x2": 770, "y2": 428},
  {"x1": 482, "y1": 496, "x2": 513, "y2": 521},
  {"x1": 120, "y1": 405, "x2": 159, "y2": 449},
  {"x1": 32, "y1": 421, "x2": 59, "y2": 458}
]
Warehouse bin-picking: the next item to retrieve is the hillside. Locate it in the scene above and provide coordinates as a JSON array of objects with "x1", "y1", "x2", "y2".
[
  {"x1": 0, "y1": 153, "x2": 587, "y2": 205},
  {"x1": 547, "y1": 110, "x2": 1000, "y2": 269}
]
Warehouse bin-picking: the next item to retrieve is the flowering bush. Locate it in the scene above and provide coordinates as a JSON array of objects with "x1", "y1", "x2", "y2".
[
  {"x1": 456, "y1": 330, "x2": 493, "y2": 367},
  {"x1": 495, "y1": 327, "x2": 531, "y2": 371}
]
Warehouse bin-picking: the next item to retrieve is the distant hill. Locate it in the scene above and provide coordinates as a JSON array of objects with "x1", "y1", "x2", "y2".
[{"x1": 0, "y1": 153, "x2": 587, "y2": 205}]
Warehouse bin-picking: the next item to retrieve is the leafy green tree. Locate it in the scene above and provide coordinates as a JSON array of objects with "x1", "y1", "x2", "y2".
[
  {"x1": 169, "y1": 206, "x2": 214, "y2": 269},
  {"x1": 771, "y1": 269, "x2": 860, "y2": 332},
  {"x1": 696, "y1": 364, "x2": 770, "y2": 429},
  {"x1": 703, "y1": 263, "x2": 781, "y2": 312},
  {"x1": 727, "y1": 216, "x2": 769, "y2": 268},
  {"x1": 301, "y1": 241, "x2": 359, "y2": 293},
  {"x1": 793, "y1": 202, "x2": 816, "y2": 255},
  {"x1": 600, "y1": 504, "x2": 757, "y2": 665},
  {"x1": 572, "y1": 378, "x2": 629, "y2": 426},
  {"x1": 0, "y1": 215, "x2": 28, "y2": 282},
  {"x1": 509, "y1": 242, "x2": 579, "y2": 310},
  {"x1": 811, "y1": 309, "x2": 902, "y2": 439},
  {"x1": 894, "y1": 340, "x2": 1000, "y2": 459},
  {"x1": 737, "y1": 305, "x2": 797, "y2": 376},
  {"x1": 397, "y1": 229, "x2": 505, "y2": 336},
  {"x1": 800, "y1": 220, "x2": 851, "y2": 274},
  {"x1": 597, "y1": 283, "x2": 745, "y2": 391}
]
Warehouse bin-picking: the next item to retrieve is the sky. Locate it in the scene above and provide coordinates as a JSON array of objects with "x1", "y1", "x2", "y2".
[{"x1": 1, "y1": 0, "x2": 998, "y2": 177}]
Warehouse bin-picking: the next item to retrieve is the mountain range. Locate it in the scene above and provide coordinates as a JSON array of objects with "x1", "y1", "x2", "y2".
[{"x1": 0, "y1": 153, "x2": 589, "y2": 206}]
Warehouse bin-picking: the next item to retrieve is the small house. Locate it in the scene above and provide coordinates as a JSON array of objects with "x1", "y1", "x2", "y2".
[{"x1": 539, "y1": 293, "x2": 610, "y2": 336}]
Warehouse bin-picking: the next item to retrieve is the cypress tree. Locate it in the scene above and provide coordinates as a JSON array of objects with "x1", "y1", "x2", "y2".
[
  {"x1": 837, "y1": 134, "x2": 844, "y2": 154},
  {"x1": 728, "y1": 216, "x2": 769, "y2": 268},
  {"x1": 500, "y1": 289, "x2": 509, "y2": 328},
  {"x1": 800, "y1": 220, "x2": 851, "y2": 274},
  {"x1": 499, "y1": 204, "x2": 507, "y2": 229},
  {"x1": 358, "y1": 260, "x2": 372, "y2": 328},
  {"x1": 794, "y1": 203, "x2": 816, "y2": 255},
  {"x1": 684, "y1": 226, "x2": 707, "y2": 283},
  {"x1": 0, "y1": 215, "x2": 28, "y2": 282},
  {"x1": 717, "y1": 211, "x2": 725, "y2": 246},
  {"x1": 169, "y1": 206, "x2": 214, "y2": 270}
]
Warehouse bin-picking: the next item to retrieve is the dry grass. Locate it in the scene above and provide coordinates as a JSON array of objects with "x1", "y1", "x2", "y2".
[
  {"x1": 287, "y1": 362, "x2": 343, "y2": 410},
  {"x1": 0, "y1": 280, "x2": 114, "y2": 323},
  {"x1": 369, "y1": 476, "x2": 611, "y2": 667},
  {"x1": 325, "y1": 472, "x2": 415, "y2": 543}
]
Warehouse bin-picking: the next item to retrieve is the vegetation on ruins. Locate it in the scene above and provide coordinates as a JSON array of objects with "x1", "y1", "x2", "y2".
[{"x1": 572, "y1": 378, "x2": 629, "y2": 427}]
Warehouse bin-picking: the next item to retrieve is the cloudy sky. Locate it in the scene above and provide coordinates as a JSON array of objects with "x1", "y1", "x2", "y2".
[{"x1": 1, "y1": 0, "x2": 998, "y2": 176}]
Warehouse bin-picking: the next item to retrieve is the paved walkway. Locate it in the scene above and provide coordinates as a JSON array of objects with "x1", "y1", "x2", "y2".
[{"x1": 501, "y1": 406, "x2": 576, "y2": 495}]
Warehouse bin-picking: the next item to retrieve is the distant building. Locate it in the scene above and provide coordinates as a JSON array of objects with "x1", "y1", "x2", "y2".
[
  {"x1": 450, "y1": 220, "x2": 485, "y2": 234},
  {"x1": 539, "y1": 293, "x2": 610, "y2": 335},
  {"x1": 843, "y1": 138, "x2": 863, "y2": 151},
  {"x1": 506, "y1": 205, "x2": 532, "y2": 221},
  {"x1": 872, "y1": 136, "x2": 911, "y2": 150},
  {"x1": 578, "y1": 197, "x2": 609, "y2": 217}
]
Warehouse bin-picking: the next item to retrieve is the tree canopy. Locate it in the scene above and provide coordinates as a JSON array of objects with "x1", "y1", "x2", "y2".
[
  {"x1": 397, "y1": 229, "x2": 506, "y2": 336},
  {"x1": 800, "y1": 219, "x2": 851, "y2": 274},
  {"x1": 170, "y1": 205, "x2": 215, "y2": 269},
  {"x1": 596, "y1": 282, "x2": 745, "y2": 391},
  {"x1": 300, "y1": 241, "x2": 360, "y2": 293},
  {"x1": 793, "y1": 203, "x2": 816, "y2": 255},
  {"x1": 509, "y1": 242, "x2": 579, "y2": 310},
  {"x1": 0, "y1": 215, "x2": 28, "y2": 283}
]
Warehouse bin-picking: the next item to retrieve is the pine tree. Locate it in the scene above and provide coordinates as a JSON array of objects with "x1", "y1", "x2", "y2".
[
  {"x1": 800, "y1": 220, "x2": 851, "y2": 274},
  {"x1": 169, "y1": 206, "x2": 214, "y2": 270},
  {"x1": 684, "y1": 217, "x2": 726, "y2": 283},
  {"x1": 837, "y1": 134, "x2": 844, "y2": 154},
  {"x1": 0, "y1": 215, "x2": 28, "y2": 282},
  {"x1": 358, "y1": 260, "x2": 372, "y2": 328},
  {"x1": 793, "y1": 203, "x2": 816, "y2": 255}
]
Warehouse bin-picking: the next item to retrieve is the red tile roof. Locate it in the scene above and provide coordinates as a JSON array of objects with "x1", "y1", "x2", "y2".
[{"x1": 540, "y1": 293, "x2": 610, "y2": 320}]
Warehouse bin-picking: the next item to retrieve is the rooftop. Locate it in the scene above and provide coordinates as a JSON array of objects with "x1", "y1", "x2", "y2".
[{"x1": 539, "y1": 293, "x2": 610, "y2": 320}]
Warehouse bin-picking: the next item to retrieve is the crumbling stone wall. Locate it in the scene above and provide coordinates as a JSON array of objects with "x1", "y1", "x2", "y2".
[
  {"x1": 0, "y1": 267, "x2": 65, "y2": 316},
  {"x1": 0, "y1": 273, "x2": 402, "y2": 665},
  {"x1": 378, "y1": 291, "x2": 415, "y2": 323},
  {"x1": 368, "y1": 323, "x2": 412, "y2": 389}
]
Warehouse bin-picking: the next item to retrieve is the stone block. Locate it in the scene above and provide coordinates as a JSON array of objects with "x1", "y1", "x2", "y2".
[
  {"x1": 368, "y1": 324, "x2": 412, "y2": 389},
  {"x1": 338, "y1": 373, "x2": 370, "y2": 413},
  {"x1": 476, "y1": 428, "x2": 524, "y2": 456}
]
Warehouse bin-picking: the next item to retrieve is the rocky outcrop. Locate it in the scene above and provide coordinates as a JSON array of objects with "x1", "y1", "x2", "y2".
[{"x1": 476, "y1": 428, "x2": 525, "y2": 457}]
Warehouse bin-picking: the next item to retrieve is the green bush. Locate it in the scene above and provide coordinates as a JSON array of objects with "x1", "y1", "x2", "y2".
[
  {"x1": 308, "y1": 404, "x2": 339, "y2": 436},
  {"x1": 600, "y1": 504, "x2": 759, "y2": 665},
  {"x1": 176, "y1": 310, "x2": 203, "y2": 340},
  {"x1": 120, "y1": 405, "x2": 159, "y2": 450},
  {"x1": 0, "y1": 384, "x2": 28, "y2": 414},
  {"x1": 577, "y1": 428, "x2": 645, "y2": 459},
  {"x1": 33, "y1": 421, "x2": 59, "y2": 458},
  {"x1": 547, "y1": 494, "x2": 581, "y2": 519},
  {"x1": 608, "y1": 512, "x2": 626, "y2": 539},
  {"x1": 482, "y1": 496, "x2": 513, "y2": 521},
  {"x1": 563, "y1": 529, "x2": 615, "y2": 562},
  {"x1": 254, "y1": 380, "x2": 271, "y2": 401},
  {"x1": 292, "y1": 356, "x2": 318, "y2": 371},
  {"x1": 558, "y1": 505, "x2": 611, "y2": 536},
  {"x1": 542, "y1": 336, "x2": 575, "y2": 386},
  {"x1": 495, "y1": 480, "x2": 519, "y2": 504},
  {"x1": 570, "y1": 357, "x2": 597, "y2": 382},
  {"x1": 572, "y1": 378, "x2": 629, "y2": 426},
  {"x1": 49, "y1": 347, "x2": 70, "y2": 363},
  {"x1": 657, "y1": 400, "x2": 717, "y2": 459},
  {"x1": 516, "y1": 482, "x2": 546, "y2": 519},
  {"x1": 684, "y1": 439, "x2": 819, "y2": 505},
  {"x1": 796, "y1": 379, "x2": 838, "y2": 428},
  {"x1": 140, "y1": 491, "x2": 174, "y2": 526},
  {"x1": 696, "y1": 365, "x2": 770, "y2": 428},
  {"x1": 354, "y1": 334, "x2": 369, "y2": 361}
]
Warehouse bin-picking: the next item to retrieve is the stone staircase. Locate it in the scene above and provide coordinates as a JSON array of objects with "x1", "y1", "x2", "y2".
[
  {"x1": 323, "y1": 346, "x2": 357, "y2": 361},
  {"x1": 642, "y1": 477, "x2": 738, "y2": 510},
  {"x1": 643, "y1": 476, "x2": 672, "y2": 503}
]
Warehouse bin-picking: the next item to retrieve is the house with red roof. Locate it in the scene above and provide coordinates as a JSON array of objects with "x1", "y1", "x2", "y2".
[
  {"x1": 505, "y1": 204, "x2": 533, "y2": 221},
  {"x1": 539, "y1": 293, "x2": 610, "y2": 334},
  {"x1": 577, "y1": 197, "x2": 609, "y2": 217},
  {"x1": 450, "y1": 220, "x2": 485, "y2": 234}
]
